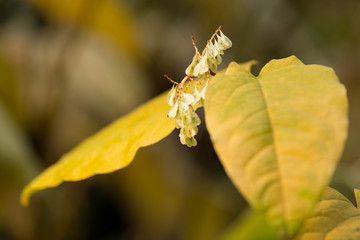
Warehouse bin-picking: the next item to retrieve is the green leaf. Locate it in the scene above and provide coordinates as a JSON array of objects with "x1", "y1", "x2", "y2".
[
  {"x1": 204, "y1": 56, "x2": 348, "y2": 236},
  {"x1": 220, "y1": 210, "x2": 280, "y2": 240},
  {"x1": 295, "y1": 188, "x2": 360, "y2": 240},
  {"x1": 21, "y1": 92, "x2": 174, "y2": 206}
]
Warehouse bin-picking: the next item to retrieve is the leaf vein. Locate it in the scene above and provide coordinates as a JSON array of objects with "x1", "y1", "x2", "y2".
[{"x1": 255, "y1": 77, "x2": 287, "y2": 229}]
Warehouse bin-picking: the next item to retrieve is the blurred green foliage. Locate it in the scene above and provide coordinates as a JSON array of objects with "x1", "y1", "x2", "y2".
[
  {"x1": 0, "y1": 0, "x2": 359, "y2": 239},
  {"x1": 220, "y1": 210, "x2": 280, "y2": 240}
]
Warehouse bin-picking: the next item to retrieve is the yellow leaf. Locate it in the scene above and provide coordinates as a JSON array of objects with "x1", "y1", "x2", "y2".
[
  {"x1": 21, "y1": 92, "x2": 174, "y2": 206},
  {"x1": 225, "y1": 60, "x2": 258, "y2": 74},
  {"x1": 204, "y1": 56, "x2": 348, "y2": 236},
  {"x1": 296, "y1": 188, "x2": 360, "y2": 240},
  {"x1": 355, "y1": 188, "x2": 360, "y2": 209}
]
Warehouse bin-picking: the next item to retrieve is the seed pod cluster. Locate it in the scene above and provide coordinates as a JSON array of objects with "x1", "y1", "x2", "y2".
[{"x1": 166, "y1": 27, "x2": 231, "y2": 147}]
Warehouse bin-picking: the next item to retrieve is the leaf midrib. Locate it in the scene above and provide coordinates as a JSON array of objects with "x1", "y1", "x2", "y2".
[{"x1": 255, "y1": 76, "x2": 287, "y2": 230}]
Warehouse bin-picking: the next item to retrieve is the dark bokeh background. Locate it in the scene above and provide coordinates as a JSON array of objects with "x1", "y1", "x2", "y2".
[{"x1": 0, "y1": 0, "x2": 359, "y2": 239}]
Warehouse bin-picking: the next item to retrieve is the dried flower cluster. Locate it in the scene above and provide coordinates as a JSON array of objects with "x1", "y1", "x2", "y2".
[{"x1": 166, "y1": 26, "x2": 232, "y2": 147}]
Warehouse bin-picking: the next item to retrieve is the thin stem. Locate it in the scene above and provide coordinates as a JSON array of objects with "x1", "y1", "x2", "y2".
[
  {"x1": 183, "y1": 76, "x2": 195, "y2": 92},
  {"x1": 164, "y1": 74, "x2": 179, "y2": 85},
  {"x1": 201, "y1": 26, "x2": 222, "y2": 56},
  {"x1": 191, "y1": 34, "x2": 200, "y2": 57}
]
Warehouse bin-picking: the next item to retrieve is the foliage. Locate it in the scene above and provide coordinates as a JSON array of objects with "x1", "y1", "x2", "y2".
[
  {"x1": 1, "y1": 0, "x2": 359, "y2": 239},
  {"x1": 21, "y1": 49, "x2": 358, "y2": 239}
]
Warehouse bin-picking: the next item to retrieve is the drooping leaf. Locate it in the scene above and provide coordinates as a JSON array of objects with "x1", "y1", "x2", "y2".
[
  {"x1": 295, "y1": 187, "x2": 360, "y2": 240},
  {"x1": 204, "y1": 56, "x2": 348, "y2": 236},
  {"x1": 21, "y1": 92, "x2": 174, "y2": 206}
]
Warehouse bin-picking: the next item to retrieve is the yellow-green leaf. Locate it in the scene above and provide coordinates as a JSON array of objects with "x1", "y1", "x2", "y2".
[
  {"x1": 296, "y1": 188, "x2": 360, "y2": 240},
  {"x1": 21, "y1": 92, "x2": 174, "y2": 206},
  {"x1": 204, "y1": 56, "x2": 348, "y2": 236},
  {"x1": 220, "y1": 210, "x2": 280, "y2": 240},
  {"x1": 226, "y1": 60, "x2": 258, "y2": 73}
]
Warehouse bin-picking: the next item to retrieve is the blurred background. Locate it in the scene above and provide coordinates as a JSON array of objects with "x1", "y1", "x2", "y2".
[{"x1": 0, "y1": 0, "x2": 359, "y2": 239}]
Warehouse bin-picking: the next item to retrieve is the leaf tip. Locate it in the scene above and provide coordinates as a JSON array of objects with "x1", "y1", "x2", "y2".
[
  {"x1": 259, "y1": 55, "x2": 303, "y2": 76},
  {"x1": 355, "y1": 188, "x2": 360, "y2": 209},
  {"x1": 225, "y1": 60, "x2": 257, "y2": 74},
  {"x1": 20, "y1": 187, "x2": 31, "y2": 207}
]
